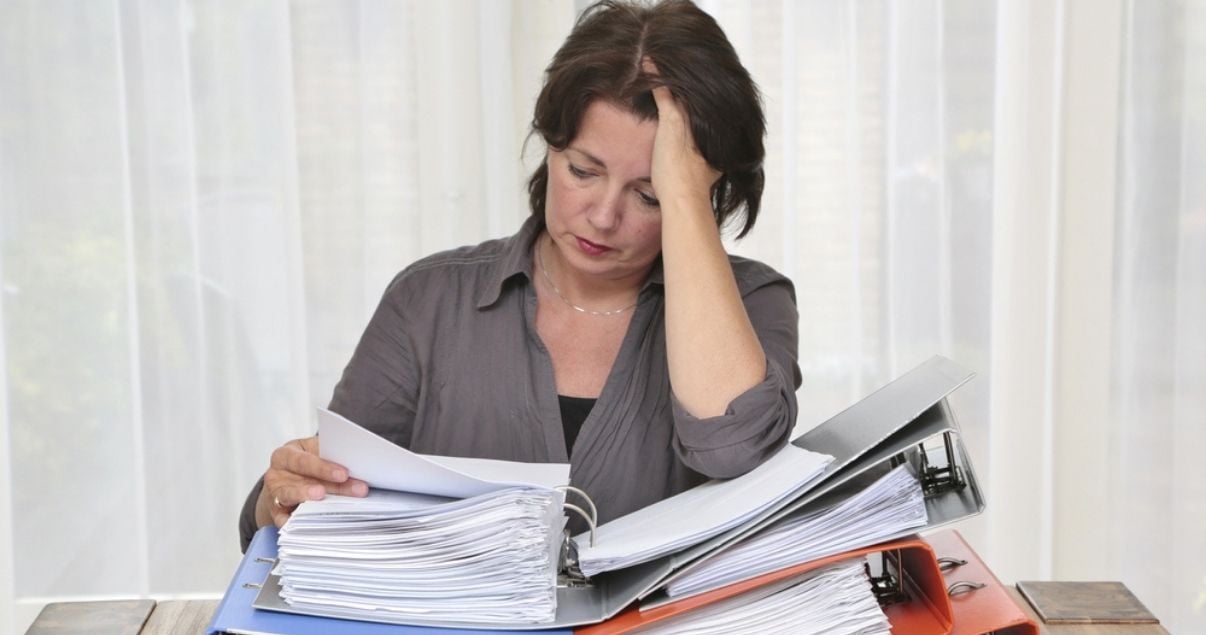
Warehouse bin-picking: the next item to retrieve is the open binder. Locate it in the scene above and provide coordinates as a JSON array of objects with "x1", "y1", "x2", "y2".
[
  {"x1": 643, "y1": 354, "x2": 985, "y2": 607},
  {"x1": 250, "y1": 355, "x2": 986, "y2": 630}
]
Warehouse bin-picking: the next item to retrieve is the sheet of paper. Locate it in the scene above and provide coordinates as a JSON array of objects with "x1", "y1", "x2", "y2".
[
  {"x1": 573, "y1": 444, "x2": 833, "y2": 577},
  {"x1": 316, "y1": 408, "x2": 569, "y2": 497},
  {"x1": 665, "y1": 464, "x2": 927, "y2": 598}
]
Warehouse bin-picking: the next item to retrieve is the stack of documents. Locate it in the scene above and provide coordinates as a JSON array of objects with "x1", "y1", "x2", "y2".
[
  {"x1": 268, "y1": 409, "x2": 571, "y2": 626},
  {"x1": 275, "y1": 487, "x2": 564, "y2": 624},
  {"x1": 573, "y1": 445, "x2": 833, "y2": 578},
  {"x1": 637, "y1": 559, "x2": 890, "y2": 635},
  {"x1": 665, "y1": 464, "x2": 927, "y2": 598}
]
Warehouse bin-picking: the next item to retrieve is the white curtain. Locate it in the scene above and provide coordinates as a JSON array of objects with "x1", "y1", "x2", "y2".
[
  {"x1": 0, "y1": 1, "x2": 1202, "y2": 633},
  {"x1": 1110, "y1": 0, "x2": 1206, "y2": 625}
]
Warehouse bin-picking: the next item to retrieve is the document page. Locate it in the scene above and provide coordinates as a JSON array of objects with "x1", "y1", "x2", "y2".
[
  {"x1": 573, "y1": 444, "x2": 833, "y2": 577},
  {"x1": 317, "y1": 408, "x2": 569, "y2": 497},
  {"x1": 664, "y1": 464, "x2": 927, "y2": 598}
]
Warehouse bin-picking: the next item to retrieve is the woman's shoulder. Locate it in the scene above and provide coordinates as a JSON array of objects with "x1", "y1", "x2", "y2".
[
  {"x1": 381, "y1": 228, "x2": 531, "y2": 303},
  {"x1": 727, "y1": 254, "x2": 793, "y2": 296},
  {"x1": 400, "y1": 235, "x2": 512, "y2": 278}
]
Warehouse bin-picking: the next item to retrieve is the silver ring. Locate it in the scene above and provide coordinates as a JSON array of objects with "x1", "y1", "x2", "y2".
[{"x1": 274, "y1": 496, "x2": 283, "y2": 508}]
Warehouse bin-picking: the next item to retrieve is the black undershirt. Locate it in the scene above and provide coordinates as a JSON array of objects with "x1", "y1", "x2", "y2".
[{"x1": 558, "y1": 395, "x2": 596, "y2": 457}]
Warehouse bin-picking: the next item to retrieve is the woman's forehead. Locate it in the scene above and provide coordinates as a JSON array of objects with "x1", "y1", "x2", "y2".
[{"x1": 566, "y1": 101, "x2": 657, "y2": 168}]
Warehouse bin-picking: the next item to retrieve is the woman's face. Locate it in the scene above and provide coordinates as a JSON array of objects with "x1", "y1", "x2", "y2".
[{"x1": 543, "y1": 100, "x2": 662, "y2": 286}]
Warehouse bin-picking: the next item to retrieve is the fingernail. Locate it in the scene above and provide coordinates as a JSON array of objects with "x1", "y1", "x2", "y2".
[
  {"x1": 331, "y1": 469, "x2": 346, "y2": 481},
  {"x1": 309, "y1": 485, "x2": 325, "y2": 499}
]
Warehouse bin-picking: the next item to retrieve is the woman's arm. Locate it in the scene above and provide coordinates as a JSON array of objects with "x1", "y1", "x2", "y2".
[
  {"x1": 651, "y1": 84, "x2": 768, "y2": 418},
  {"x1": 669, "y1": 274, "x2": 798, "y2": 477}
]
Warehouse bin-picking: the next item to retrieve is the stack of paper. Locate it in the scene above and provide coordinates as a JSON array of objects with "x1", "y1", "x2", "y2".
[
  {"x1": 637, "y1": 559, "x2": 891, "y2": 635},
  {"x1": 275, "y1": 486, "x2": 564, "y2": 624},
  {"x1": 574, "y1": 445, "x2": 833, "y2": 577},
  {"x1": 267, "y1": 409, "x2": 572, "y2": 625},
  {"x1": 665, "y1": 464, "x2": 927, "y2": 598}
]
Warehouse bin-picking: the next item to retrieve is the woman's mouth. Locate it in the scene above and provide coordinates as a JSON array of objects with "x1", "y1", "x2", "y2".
[{"x1": 576, "y1": 236, "x2": 613, "y2": 256}]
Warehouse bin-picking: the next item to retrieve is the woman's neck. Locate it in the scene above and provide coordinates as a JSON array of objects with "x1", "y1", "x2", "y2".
[{"x1": 536, "y1": 233, "x2": 648, "y2": 315}]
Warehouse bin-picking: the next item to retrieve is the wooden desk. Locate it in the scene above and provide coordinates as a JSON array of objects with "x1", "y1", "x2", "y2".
[
  {"x1": 27, "y1": 587, "x2": 1168, "y2": 634},
  {"x1": 140, "y1": 601, "x2": 221, "y2": 635},
  {"x1": 1006, "y1": 587, "x2": 1169, "y2": 635},
  {"x1": 26, "y1": 599, "x2": 219, "y2": 635}
]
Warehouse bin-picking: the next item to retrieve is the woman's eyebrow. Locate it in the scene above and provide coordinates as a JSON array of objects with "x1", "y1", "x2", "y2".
[
  {"x1": 566, "y1": 147, "x2": 652, "y2": 183},
  {"x1": 567, "y1": 146, "x2": 606, "y2": 167}
]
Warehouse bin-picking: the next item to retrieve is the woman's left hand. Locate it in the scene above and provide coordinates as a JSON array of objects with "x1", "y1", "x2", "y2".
[{"x1": 646, "y1": 64, "x2": 721, "y2": 208}]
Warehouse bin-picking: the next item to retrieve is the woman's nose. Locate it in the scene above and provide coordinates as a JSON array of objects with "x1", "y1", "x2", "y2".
[{"x1": 588, "y1": 187, "x2": 624, "y2": 231}]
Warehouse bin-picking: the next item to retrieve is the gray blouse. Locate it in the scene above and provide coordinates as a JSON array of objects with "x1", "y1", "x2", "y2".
[{"x1": 239, "y1": 216, "x2": 799, "y2": 551}]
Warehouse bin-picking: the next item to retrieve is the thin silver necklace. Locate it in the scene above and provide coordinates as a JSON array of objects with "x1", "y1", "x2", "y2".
[{"x1": 537, "y1": 237, "x2": 638, "y2": 317}]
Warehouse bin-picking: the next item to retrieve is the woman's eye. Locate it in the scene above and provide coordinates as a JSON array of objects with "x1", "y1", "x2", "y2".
[
  {"x1": 568, "y1": 164, "x2": 592, "y2": 179},
  {"x1": 637, "y1": 191, "x2": 660, "y2": 208}
]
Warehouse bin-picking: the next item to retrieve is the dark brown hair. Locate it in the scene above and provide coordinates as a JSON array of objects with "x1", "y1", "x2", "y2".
[{"x1": 527, "y1": 0, "x2": 766, "y2": 238}]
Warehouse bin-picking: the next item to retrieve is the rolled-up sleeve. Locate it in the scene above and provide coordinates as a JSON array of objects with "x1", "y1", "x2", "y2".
[{"x1": 670, "y1": 278, "x2": 799, "y2": 478}]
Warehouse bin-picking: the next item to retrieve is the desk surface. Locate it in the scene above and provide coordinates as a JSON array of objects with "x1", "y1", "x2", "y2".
[
  {"x1": 140, "y1": 600, "x2": 221, "y2": 635},
  {"x1": 27, "y1": 588, "x2": 1169, "y2": 634},
  {"x1": 25, "y1": 599, "x2": 218, "y2": 635}
]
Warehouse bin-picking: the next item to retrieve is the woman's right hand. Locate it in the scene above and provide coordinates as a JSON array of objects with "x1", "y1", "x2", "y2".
[{"x1": 254, "y1": 435, "x2": 369, "y2": 528}]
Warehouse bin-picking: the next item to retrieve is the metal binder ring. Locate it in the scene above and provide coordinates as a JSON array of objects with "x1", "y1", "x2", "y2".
[
  {"x1": 563, "y1": 503, "x2": 597, "y2": 547},
  {"x1": 947, "y1": 581, "x2": 986, "y2": 597},
  {"x1": 555, "y1": 486, "x2": 599, "y2": 547},
  {"x1": 556, "y1": 486, "x2": 598, "y2": 524},
  {"x1": 937, "y1": 557, "x2": 967, "y2": 572}
]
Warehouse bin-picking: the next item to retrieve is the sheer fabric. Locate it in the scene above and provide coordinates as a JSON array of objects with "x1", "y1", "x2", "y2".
[{"x1": 0, "y1": 1, "x2": 1201, "y2": 632}]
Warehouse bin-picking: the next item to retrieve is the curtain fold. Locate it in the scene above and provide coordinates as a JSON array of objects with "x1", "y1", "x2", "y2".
[
  {"x1": 1110, "y1": 0, "x2": 1206, "y2": 627},
  {"x1": 0, "y1": 1, "x2": 1202, "y2": 633}
]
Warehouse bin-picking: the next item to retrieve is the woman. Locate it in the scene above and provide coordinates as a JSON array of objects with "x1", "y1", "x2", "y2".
[{"x1": 239, "y1": 0, "x2": 799, "y2": 551}]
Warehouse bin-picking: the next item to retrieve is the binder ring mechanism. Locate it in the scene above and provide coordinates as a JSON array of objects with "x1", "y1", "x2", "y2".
[
  {"x1": 556, "y1": 485, "x2": 598, "y2": 547},
  {"x1": 865, "y1": 549, "x2": 909, "y2": 607},
  {"x1": 555, "y1": 486, "x2": 599, "y2": 589},
  {"x1": 890, "y1": 431, "x2": 967, "y2": 499}
]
